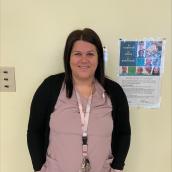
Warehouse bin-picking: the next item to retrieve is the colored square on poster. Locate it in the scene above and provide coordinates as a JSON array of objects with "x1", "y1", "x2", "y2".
[
  {"x1": 120, "y1": 41, "x2": 138, "y2": 66},
  {"x1": 136, "y1": 58, "x2": 145, "y2": 66},
  {"x1": 128, "y1": 67, "x2": 136, "y2": 75}
]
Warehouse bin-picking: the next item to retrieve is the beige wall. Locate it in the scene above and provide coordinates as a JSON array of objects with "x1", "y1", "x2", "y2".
[{"x1": 0, "y1": 0, "x2": 171, "y2": 172}]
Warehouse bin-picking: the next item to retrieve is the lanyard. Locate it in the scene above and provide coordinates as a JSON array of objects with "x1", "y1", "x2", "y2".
[
  {"x1": 75, "y1": 89, "x2": 92, "y2": 135},
  {"x1": 75, "y1": 88, "x2": 93, "y2": 157}
]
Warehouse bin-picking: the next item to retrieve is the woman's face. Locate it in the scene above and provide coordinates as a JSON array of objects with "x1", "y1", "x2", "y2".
[
  {"x1": 70, "y1": 40, "x2": 98, "y2": 81},
  {"x1": 137, "y1": 67, "x2": 143, "y2": 74},
  {"x1": 153, "y1": 67, "x2": 159, "y2": 74}
]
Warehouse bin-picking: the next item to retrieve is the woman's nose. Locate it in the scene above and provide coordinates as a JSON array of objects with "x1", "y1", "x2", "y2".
[{"x1": 80, "y1": 54, "x2": 88, "y2": 61}]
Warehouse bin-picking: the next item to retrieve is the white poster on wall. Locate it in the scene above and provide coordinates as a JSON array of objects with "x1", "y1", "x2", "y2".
[{"x1": 117, "y1": 39, "x2": 165, "y2": 108}]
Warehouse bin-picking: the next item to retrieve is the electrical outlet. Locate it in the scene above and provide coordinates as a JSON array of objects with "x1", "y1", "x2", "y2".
[{"x1": 0, "y1": 67, "x2": 16, "y2": 92}]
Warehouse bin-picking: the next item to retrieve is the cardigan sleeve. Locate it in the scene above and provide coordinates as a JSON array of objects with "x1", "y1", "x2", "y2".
[
  {"x1": 27, "y1": 78, "x2": 51, "y2": 171},
  {"x1": 110, "y1": 83, "x2": 131, "y2": 170}
]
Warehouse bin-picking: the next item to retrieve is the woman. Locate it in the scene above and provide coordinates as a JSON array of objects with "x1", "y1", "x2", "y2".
[
  {"x1": 152, "y1": 66, "x2": 160, "y2": 75},
  {"x1": 27, "y1": 28, "x2": 131, "y2": 172}
]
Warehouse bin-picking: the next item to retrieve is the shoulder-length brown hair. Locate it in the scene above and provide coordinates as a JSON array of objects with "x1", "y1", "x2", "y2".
[{"x1": 63, "y1": 28, "x2": 105, "y2": 98}]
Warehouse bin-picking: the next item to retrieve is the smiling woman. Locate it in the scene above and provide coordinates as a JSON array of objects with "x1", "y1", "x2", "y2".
[
  {"x1": 63, "y1": 28, "x2": 105, "y2": 98},
  {"x1": 70, "y1": 40, "x2": 98, "y2": 87},
  {"x1": 27, "y1": 28, "x2": 131, "y2": 172}
]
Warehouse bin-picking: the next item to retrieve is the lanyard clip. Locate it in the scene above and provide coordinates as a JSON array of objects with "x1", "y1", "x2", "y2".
[{"x1": 82, "y1": 135, "x2": 88, "y2": 145}]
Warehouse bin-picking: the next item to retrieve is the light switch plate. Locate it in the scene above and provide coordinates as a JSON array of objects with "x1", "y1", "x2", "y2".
[{"x1": 0, "y1": 66, "x2": 16, "y2": 92}]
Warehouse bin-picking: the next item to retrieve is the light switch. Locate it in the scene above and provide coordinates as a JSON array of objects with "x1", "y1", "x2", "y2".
[{"x1": 0, "y1": 66, "x2": 16, "y2": 92}]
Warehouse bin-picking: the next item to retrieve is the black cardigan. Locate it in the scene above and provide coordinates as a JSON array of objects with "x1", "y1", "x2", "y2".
[{"x1": 27, "y1": 73, "x2": 131, "y2": 171}]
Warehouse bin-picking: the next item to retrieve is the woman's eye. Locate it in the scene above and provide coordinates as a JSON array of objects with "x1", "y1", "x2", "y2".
[
  {"x1": 87, "y1": 53, "x2": 95, "y2": 56},
  {"x1": 74, "y1": 52, "x2": 82, "y2": 56}
]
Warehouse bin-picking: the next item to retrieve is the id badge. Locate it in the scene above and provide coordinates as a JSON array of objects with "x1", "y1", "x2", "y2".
[{"x1": 81, "y1": 157, "x2": 91, "y2": 172}]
